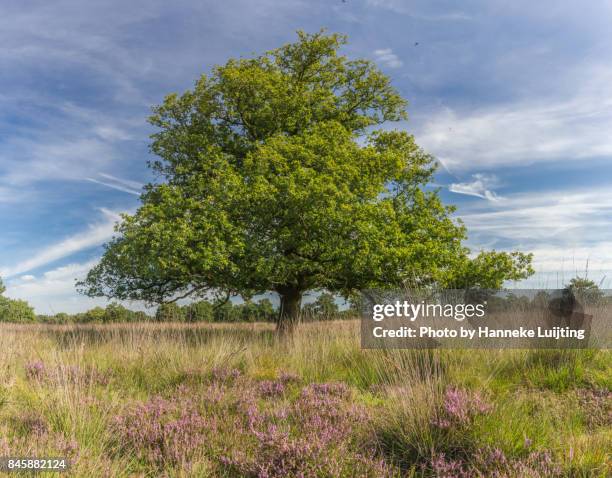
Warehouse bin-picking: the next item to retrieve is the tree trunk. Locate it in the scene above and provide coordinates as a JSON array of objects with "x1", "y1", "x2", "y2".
[{"x1": 276, "y1": 287, "x2": 303, "y2": 336}]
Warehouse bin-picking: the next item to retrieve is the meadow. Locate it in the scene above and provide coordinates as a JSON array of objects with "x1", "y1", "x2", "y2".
[{"x1": 0, "y1": 320, "x2": 609, "y2": 477}]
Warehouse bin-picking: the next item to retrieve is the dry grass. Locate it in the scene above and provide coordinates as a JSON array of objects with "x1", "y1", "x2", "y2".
[{"x1": 0, "y1": 320, "x2": 608, "y2": 476}]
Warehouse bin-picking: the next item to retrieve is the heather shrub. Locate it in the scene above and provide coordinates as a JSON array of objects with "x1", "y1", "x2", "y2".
[
  {"x1": 474, "y1": 447, "x2": 562, "y2": 477},
  {"x1": 0, "y1": 431, "x2": 80, "y2": 462},
  {"x1": 431, "y1": 387, "x2": 492, "y2": 430},
  {"x1": 14, "y1": 411, "x2": 49, "y2": 437},
  {"x1": 24, "y1": 361, "x2": 111, "y2": 386},
  {"x1": 278, "y1": 370, "x2": 301, "y2": 384},
  {"x1": 1, "y1": 410, "x2": 80, "y2": 463},
  {"x1": 221, "y1": 381, "x2": 390, "y2": 477},
  {"x1": 210, "y1": 366, "x2": 242, "y2": 383},
  {"x1": 257, "y1": 379, "x2": 286, "y2": 398},
  {"x1": 576, "y1": 388, "x2": 612, "y2": 429},
  {"x1": 0, "y1": 321, "x2": 605, "y2": 476},
  {"x1": 25, "y1": 360, "x2": 46, "y2": 381},
  {"x1": 376, "y1": 384, "x2": 492, "y2": 470},
  {"x1": 425, "y1": 447, "x2": 563, "y2": 478},
  {"x1": 113, "y1": 394, "x2": 216, "y2": 470}
]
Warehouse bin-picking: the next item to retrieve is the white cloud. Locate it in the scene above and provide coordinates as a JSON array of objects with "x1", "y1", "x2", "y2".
[
  {"x1": 415, "y1": 65, "x2": 612, "y2": 170},
  {"x1": 449, "y1": 173, "x2": 501, "y2": 201},
  {"x1": 366, "y1": 0, "x2": 471, "y2": 20},
  {"x1": 6, "y1": 261, "x2": 97, "y2": 314},
  {"x1": 373, "y1": 48, "x2": 403, "y2": 68},
  {"x1": 0, "y1": 100, "x2": 148, "y2": 190},
  {"x1": 98, "y1": 173, "x2": 143, "y2": 190},
  {"x1": 0, "y1": 2, "x2": 155, "y2": 197},
  {"x1": 0, "y1": 185, "x2": 27, "y2": 203},
  {"x1": 1, "y1": 138, "x2": 117, "y2": 185},
  {"x1": 5, "y1": 259, "x2": 152, "y2": 315},
  {"x1": 0, "y1": 208, "x2": 121, "y2": 278},
  {"x1": 7, "y1": 261, "x2": 101, "y2": 314},
  {"x1": 460, "y1": 188, "x2": 612, "y2": 240},
  {"x1": 86, "y1": 173, "x2": 142, "y2": 196},
  {"x1": 86, "y1": 178, "x2": 140, "y2": 196},
  {"x1": 458, "y1": 186, "x2": 612, "y2": 276}
]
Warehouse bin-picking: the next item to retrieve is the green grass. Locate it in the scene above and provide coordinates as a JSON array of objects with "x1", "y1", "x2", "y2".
[{"x1": 0, "y1": 321, "x2": 608, "y2": 477}]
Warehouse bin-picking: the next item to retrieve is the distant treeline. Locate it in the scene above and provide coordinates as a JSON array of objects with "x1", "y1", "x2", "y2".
[
  {"x1": 36, "y1": 300, "x2": 277, "y2": 324},
  {"x1": 2, "y1": 278, "x2": 606, "y2": 324},
  {"x1": 0, "y1": 292, "x2": 353, "y2": 324}
]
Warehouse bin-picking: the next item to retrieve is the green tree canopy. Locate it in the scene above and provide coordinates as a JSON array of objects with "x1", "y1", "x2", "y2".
[
  {"x1": 78, "y1": 31, "x2": 533, "y2": 334},
  {"x1": 183, "y1": 300, "x2": 214, "y2": 323},
  {"x1": 0, "y1": 277, "x2": 36, "y2": 323},
  {"x1": 0, "y1": 298, "x2": 36, "y2": 323},
  {"x1": 155, "y1": 303, "x2": 185, "y2": 322},
  {"x1": 444, "y1": 250, "x2": 534, "y2": 290},
  {"x1": 303, "y1": 292, "x2": 339, "y2": 319}
]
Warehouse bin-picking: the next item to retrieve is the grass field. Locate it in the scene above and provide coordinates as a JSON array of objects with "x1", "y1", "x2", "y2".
[{"x1": 0, "y1": 320, "x2": 609, "y2": 477}]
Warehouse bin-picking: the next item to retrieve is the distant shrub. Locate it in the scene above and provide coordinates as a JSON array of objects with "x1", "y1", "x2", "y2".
[
  {"x1": 77, "y1": 306, "x2": 107, "y2": 323},
  {"x1": 38, "y1": 305, "x2": 150, "y2": 324},
  {"x1": 212, "y1": 298, "x2": 277, "y2": 323},
  {"x1": 155, "y1": 303, "x2": 185, "y2": 322},
  {"x1": 566, "y1": 277, "x2": 604, "y2": 305},
  {"x1": 132, "y1": 310, "x2": 150, "y2": 322},
  {"x1": 0, "y1": 297, "x2": 36, "y2": 323},
  {"x1": 183, "y1": 301, "x2": 214, "y2": 322},
  {"x1": 213, "y1": 301, "x2": 242, "y2": 322},
  {"x1": 302, "y1": 292, "x2": 339, "y2": 319},
  {"x1": 103, "y1": 303, "x2": 133, "y2": 322},
  {"x1": 239, "y1": 299, "x2": 276, "y2": 322},
  {"x1": 36, "y1": 314, "x2": 62, "y2": 324}
]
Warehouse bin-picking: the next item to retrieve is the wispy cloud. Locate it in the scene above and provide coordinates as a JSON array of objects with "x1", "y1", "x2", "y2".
[
  {"x1": 373, "y1": 48, "x2": 403, "y2": 68},
  {"x1": 0, "y1": 185, "x2": 28, "y2": 203},
  {"x1": 98, "y1": 173, "x2": 142, "y2": 190},
  {"x1": 458, "y1": 186, "x2": 612, "y2": 275},
  {"x1": 452, "y1": 186, "x2": 612, "y2": 289},
  {"x1": 366, "y1": 0, "x2": 471, "y2": 20},
  {"x1": 0, "y1": 208, "x2": 121, "y2": 278},
  {"x1": 1, "y1": 137, "x2": 118, "y2": 186},
  {"x1": 6, "y1": 261, "x2": 98, "y2": 314},
  {"x1": 416, "y1": 66, "x2": 612, "y2": 170},
  {"x1": 86, "y1": 173, "x2": 142, "y2": 196},
  {"x1": 5, "y1": 259, "x2": 153, "y2": 315},
  {"x1": 449, "y1": 174, "x2": 501, "y2": 201},
  {"x1": 86, "y1": 178, "x2": 139, "y2": 196}
]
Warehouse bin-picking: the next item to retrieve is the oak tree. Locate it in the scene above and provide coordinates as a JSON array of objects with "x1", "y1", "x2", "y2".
[{"x1": 78, "y1": 31, "x2": 533, "y2": 334}]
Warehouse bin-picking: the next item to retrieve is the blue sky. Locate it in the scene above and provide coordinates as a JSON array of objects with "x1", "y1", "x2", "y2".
[{"x1": 1, "y1": 0, "x2": 611, "y2": 313}]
